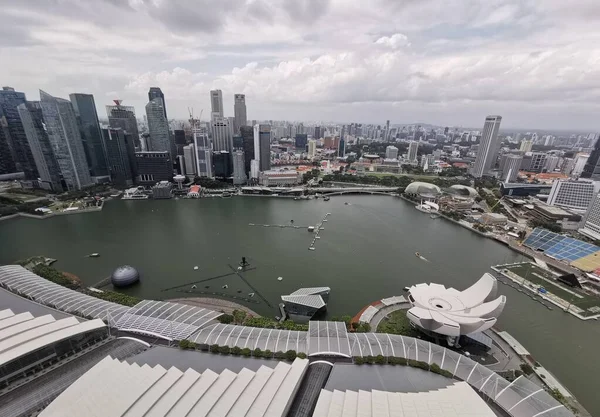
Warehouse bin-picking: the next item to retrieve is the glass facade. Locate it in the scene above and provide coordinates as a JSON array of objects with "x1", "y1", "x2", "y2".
[{"x1": 70, "y1": 93, "x2": 108, "y2": 177}]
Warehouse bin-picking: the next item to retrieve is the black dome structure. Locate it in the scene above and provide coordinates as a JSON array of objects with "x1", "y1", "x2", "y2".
[{"x1": 111, "y1": 265, "x2": 140, "y2": 287}]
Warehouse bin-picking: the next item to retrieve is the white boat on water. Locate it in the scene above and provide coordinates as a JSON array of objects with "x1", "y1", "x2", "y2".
[{"x1": 415, "y1": 200, "x2": 439, "y2": 214}]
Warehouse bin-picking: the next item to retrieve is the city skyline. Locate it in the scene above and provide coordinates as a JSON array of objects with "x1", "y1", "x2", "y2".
[{"x1": 1, "y1": 1, "x2": 599, "y2": 130}]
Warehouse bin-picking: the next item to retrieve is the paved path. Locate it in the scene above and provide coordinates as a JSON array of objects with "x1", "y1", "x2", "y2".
[
  {"x1": 167, "y1": 297, "x2": 259, "y2": 316},
  {"x1": 369, "y1": 303, "x2": 411, "y2": 331}
]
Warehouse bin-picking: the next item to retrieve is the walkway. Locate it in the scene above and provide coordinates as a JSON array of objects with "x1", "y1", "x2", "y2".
[
  {"x1": 167, "y1": 297, "x2": 259, "y2": 317},
  {"x1": 369, "y1": 302, "x2": 411, "y2": 330}
]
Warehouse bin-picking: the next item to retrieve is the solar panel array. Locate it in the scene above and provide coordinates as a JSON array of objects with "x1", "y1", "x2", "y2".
[
  {"x1": 114, "y1": 300, "x2": 221, "y2": 341},
  {"x1": 0, "y1": 265, "x2": 129, "y2": 322},
  {"x1": 524, "y1": 228, "x2": 599, "y2": 262}
]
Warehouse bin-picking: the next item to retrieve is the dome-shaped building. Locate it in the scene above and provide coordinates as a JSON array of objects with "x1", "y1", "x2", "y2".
[
  {"x1": 404, "y1": 182, "x2": 441, "y2": 196},
  {"x1": 449, "y1": 184, "x2": 478, "y2": 197},
  {"x1": 111, "y1": 266, "x2": 140, "y2": 287}
]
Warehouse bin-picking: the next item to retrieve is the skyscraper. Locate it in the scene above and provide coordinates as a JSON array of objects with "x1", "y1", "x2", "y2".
[
  {"x1": 519, "y1": 139, "x2": 533, "y2": 152},
  {"x1": 385, "y1": 120, "x2": 390, "y2": 141},
  {"x1": 314, "y1": 126, "x2": 322, "y2": 140},
  {"x1": 253, "y1": 124, "x2": 271, "y2": 172},
  {"x1": 308, "y1": 139, "x2": 317, "y2": 158},
  {"x1": 210, "y1": 89, "x2": 224, "y2": 118},
  {"x1": 193, "y1": 122, "x2": 213, "y2": 178},
  {"x1": 106, "y1": 101, "x2": 140, "y2": 149},
  {"x1": 233, "y1": 94, "x2": 246, "y2": 134},
  {"x1": 174, "y1": 129, "x2": 186, "y2": 156},
  {"x1": 232, "y1": 150, "x2": 247, "y2": 185},
  {"x1": 145, "y1": 98, "x2": 172, "y2": 157},
  {"x1": 211, "y1": 117, "x2": 233, "y2": 153},
  {"x1": 148, "y1": 87, "x2": 167, "y2": 119},
  {"x1": 39, "y1": 90, "x2": 92, "y2": 190},
  {"x1": 135, "y1": 151, "x2": 172, "y2": 185},
  {"x1": 338, "y1": 126, "x2": 346, "y2": 158},
  {"x1": 17, "y1": 101, "x2": 63, "y2": 192},
  {"x1": 295, "y1": 134, "x2": 308, "y2": 149},
  {"x1": 240, "y1": 126, "x2": 254, "y2": 177},
  {"x1": 0, "y1": 87, "x2": 37, "y2": 179},
  {"x1": 183, "y1": 143, "x2": 197, "y2": 180},
  {"x1": 408, "y1": 141, "x2": 419, "y2": 162},
  {"x1": 0, "y1": 112, "x2": 17, "y2": 175},
  {"x1": 472, "y1": 115, "x2": 502, "y2": 178},
  {"x1": 69, "y1": 93, "x2": 108, "y2": 178},
  {"x1": 581, "y1": 136, "x2": 600, "y2": 179},
  {"x1": 501, "y1": 154, "x2": 522, "y2": 182},
  {"x1": 579, "y1": 193, "x2": 600, "y2": 241},
  {"x1": 102, "y1": 128, "x2": 134, "y2": 186},
  {"x1": 213, "y1": 151, "x2": 232, "y2": 178}
]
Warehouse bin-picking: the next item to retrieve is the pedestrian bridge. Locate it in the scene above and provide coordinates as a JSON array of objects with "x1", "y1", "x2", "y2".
[{"x1": 311, "y1": 187, "x2": 398, "y2": 196}]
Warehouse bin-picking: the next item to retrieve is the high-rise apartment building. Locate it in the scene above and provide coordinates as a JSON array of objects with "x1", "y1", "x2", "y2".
[
  {"x1": 338, "y1": 126, "x2": 345, "y2": 158},
  {"x1": 529, "y1": 152, "x2": 548, "y2": 173},
  {"x1": 40, "y1": 90, "x2": 92, "y2": 190},
  {"x1": 232, "y1": 150, "x2": 247, "y2": 185},
  {"x1": 581, "y1": 137, "x2": 600, "y2": 179},
  {"x1": 17, "y1": 101, "x2": 63, "y2": 192},
  {"x1": 106, "y1": 101, "x2": 140, "y2": 149},
  {"x1": 233, "y1": 94, "x2": 246, "y2": 134},
  {"x1": 308, "y1": 139, "x2": 317, "y2": 158},
  {"x1": 385, "y1": 145, "x2": 398, "y2": 159},
  {"x1": 211, "y1": 117, "x2": 233, "y2": 153},
  {"x1": 210, "y1": 89, "x2": 223, "y2": 118},
  {"x1": 545, "y1": 155, "x2": 560, "y2": 173},
  {"x1": 472, "y1": 115, "x2": 502, "y2": 178},
  {"x1": 102, "y1": 128, "x2": 134, "y2": 186},
  {"x1": 145, "y1": 98, "x2": 172, "y2": 158},
  {"x1": 314, "y1": 126, "x2": 322, "y2": 140},
  {"x1": 572, "y1": 154, "x2": 590, "y2": 177},
  {"x1": 501, "y1": 154, "x2": 522, "y2": 182},
  {"x1": 548, "y1": 180, "x2": 598, "y2": 211},
  {"x1": 519, "y1": 139, "x2": 533, "y2": 153},
  {"x1": 183, "y1": 143, "x2": 197, "y2": 180},
  {"x1": 253, "y1": 124, "x2": 271, "y2": 172},
  {"x1": 148, "y1": 87, "x2": 167, "y2": 119},
  {"x1": 69, "y1": 93, "x2": 107, "y2": 178},
  {"x1": 0, "y1": 87, "x2": 37, "y2": 179},
  {"x1": 240, "y1": 126, "x2": 254, "y2": 177},
  {"x1": 408, "y1": 141, "x2": 419, "y2": 162},
  {"x1": 579, "y1": 193, "x2": 600, "y2": 241}
]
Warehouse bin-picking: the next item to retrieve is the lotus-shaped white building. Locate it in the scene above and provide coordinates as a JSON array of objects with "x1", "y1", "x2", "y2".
[{"x1": 407, "y1": 273, "x2": 506, "y2": 345}]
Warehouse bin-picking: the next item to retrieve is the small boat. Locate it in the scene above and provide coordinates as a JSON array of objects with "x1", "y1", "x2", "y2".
[
  {"x1": 191, "y1": 285, "x2": 197, "y2": 289},
  {"x1": 309, "y1": 247, "x2": 316, "y2": 251},
  {"x1": 308, "y1": 226, "x2": 315, "y2": 232},
  {"x1": 415, "y1": 252, "x2": 420, "y2": 258},
  {"x1": 277, "y1": 277, "x2": 283, "y2": 281},
  {"x1": 324, "y1": 196, "x2": 330, "y2": 201},
  {"x1": 194, "y1": 266, "x2": 199, "y2": 270},
  {"x1": 222, "y1": 285, "x2": 229, "y2": 289},
  {"x1": 221, "y1": 192, "x2": 232, "y2": 198},
  {"x1": 86, "y1": 253, "x2": 100, "y2": 258},
  {"x1": 248, "y1": 292, "x2": 255, "y2": 297},
  {"x1": 344, "y1": 202, "x2": 349, "y2": 205},
  {"x1": 249, "y1": 223, "x2": 255, "y2": 226}
]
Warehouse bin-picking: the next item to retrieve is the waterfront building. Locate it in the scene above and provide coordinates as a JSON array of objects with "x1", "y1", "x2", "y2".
[
  {"x1": 408, "y1": 141, "x2": 419, "y2": 162},
  {"x1": 240, "y1": 126, "x2": 254, "y2": 177},
  {"x1": 281, "y1": 287, "x2": 330, "y2": 322},
  {"x1": 295, "y1": 133, "x2": 307, "y2": 149},
  {"x1": 69, "y1": 93, "x2": 108, "y2": 179},
  {"x1": 213, "y1": 151, "x2": 232, "y2": 178},
  {"x1": 17, "y1": 101, "x2": 64, "y2": 192},
  {"x1": 258, "y1": 169, "x2": 301, "y2": 186},
  {"x1": 173, "y1": 129, "x2": 187, "y2": 156},
  {"x1": 106, "y1": 101, "x2": 140, "y2": 149},
  {"x1": 472, "y1": 115, "x2": 502, "y2": 177},
  {"x1": 501, "y1": 154, "x2": 522, "y2": 182},
  {"x1": 193, "y1": 127, "x2": 213, "y2": 178},
  {"x1": 135, "y1": 151, "x2": 172, "y2": 185},
  {"x1": 0, "y1": 87, "x2": 37, "y2": 179},
  {"x1": 385, "y1": 145, "x2": 399, "y2": 160},
  {"x1": 102, "y1": 128, "x2": 135, "y2": 187},
  {"x1": 182, "y1": 143, "x2": 197, "y2": 180},
  {"x1": 232, "y1": 149, "x2": 247, "y2": 185},
  {"x1": 211, "y1": 116, "x2": 233, "y2": 153},
  {"x1": 147, "y1": 87, "x2": 167, "y2": 119},
  {"x1": 210, "y1": 89, "x2": 223, "y2": 118},
  {"x1": 308, "y1": 139, "x2": 317, "y2": 158},
  {"x1": 39, "y1": 90, "x2": 92, "y2": 190},
  {"x1": 529, "y1": 152, "x2": 548, "y2": 173},
  {"x1": 151, "y1": 181, "x2": 173, "y2": 199},
  {"x1": 253, "y1": 124, "x2": 271, "y2": 171},
  {"x1": 519, "y1": 139, "x2": 533, "y2": 152},
  {"x1": 580, "y1": 194, "x2": 600, "y2": 241},
  {"x1": 233, "y1": 93, "x2": 246, "y2": 134},
  {"x1": 145, "y1": 98, "x2": 172, "y2": 158},
  {"x1": 548, "y1": 180, "x2": 599, "y2": 211}
]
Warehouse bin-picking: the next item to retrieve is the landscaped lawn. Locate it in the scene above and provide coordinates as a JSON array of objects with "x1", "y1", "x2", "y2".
[{"x1": 377, "y1": 309, "x2": 421, "y2": 337}]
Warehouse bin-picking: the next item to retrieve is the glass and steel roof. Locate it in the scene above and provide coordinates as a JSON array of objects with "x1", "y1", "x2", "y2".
[
  {"x1": 308, "y1": 321, "x2": 351, "y2": 357},
  {"x1": 524, "y1": 228, "x2": 599, "y2": 261},
  {"x1": 114, "y1": 300, "x2": 221, "y2": 341}
]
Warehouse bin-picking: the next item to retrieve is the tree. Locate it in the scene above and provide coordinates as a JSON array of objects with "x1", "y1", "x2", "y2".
[
  {"x1": 231, "y1": 346, "x2": 242, "y2": 355},
  {"x1": 179, "y1": 340, "x2": 191, "y2": 349},
  {"x1": 253, "y1": 348, "x2": 263, "y2": 358},
  {"x1": 263, "y1": 349, "x2": 273, "y2": 358},
  {"x1": 232, "y1": 309, "x2": 247, "y2": 325},
  {"x1": 354, "y1": 356, "x2": 365, "y2": 365},
  {"x1": 340, "y1": 315, "x2": 353, "y2": 328},
  {"x1": 297, "y1": 352, "x2": 307, "y2": 359},
  {"x1": 375, "y1": 355, "x2": 386, "y2": 364},
  {"x1": 210, "y1": 344, "x2": 220, "y2": 353},
  {"x1": 219, "y1": 346, "x2": 231, "y2": 354},
  {"x1": 274, "y1": 351, "x2": 286, "y2": 359},
  {"x1": 285, "y1": 350, "x2": 297, "y2": 361},
  {"x1": 355, "y1": 322, "x2": 371, "y2": 333},
  {"x1": 217, "y1": 314, "x2": 233, "y2": 324},
  {"x1": 241, "y1": 348, "x2": 252, "y2": 357}
]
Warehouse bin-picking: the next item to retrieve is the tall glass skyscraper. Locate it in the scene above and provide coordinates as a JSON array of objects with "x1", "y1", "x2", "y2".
[
  {"x1": 145, "y1": 98, "x2": 172, "y2": 158},
  {"x1": 0, "y1": 87, "x2": 37, "y2": 179},
  {"x1": 472, "y1": 115, "x2": 502, "y2": 178},
  {"x1": 233, "y1": 94, "x2": 246, "y2": 134},
  {"x1": 69, "y1": 93, "x2": 108, "y2": 178},
  {"x1": 106, "y1": 101, "x2": 140, "y2": 149},
  {"x1": 39, "y1": 90, "x2": 92, "y2": 190},
  {"x1": 148, "y1": 87, "x2": 167, "y2": 120}
]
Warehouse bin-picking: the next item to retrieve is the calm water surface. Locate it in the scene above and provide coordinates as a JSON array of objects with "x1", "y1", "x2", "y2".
[{"x1": 0, "y1": 196, "x2": 598, "y2": 414}]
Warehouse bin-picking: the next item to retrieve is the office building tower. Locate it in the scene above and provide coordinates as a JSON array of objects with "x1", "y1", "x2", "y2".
[
  {"x1": 572, "y1": 154, "x2": 589, "y2": 177},
  {"x1": 240, "y1": 126, "x2": 254, "y2": 176},
  {"x1": 385, "y1": 120, "x2": 390, "y2": 141},
  {"x1": 69, "y1": 93, "x2": 108, "y2": 178},
  {"x1": 174, "y1": 129, "x2": 186, "y2": 156},
  {"x1": 579, "y1": 193, "x2": 600, "y2": 241},
  {"x1": 148, "y1": 87, "x2": 167, "y2": 119},
  {"x1": 472, "y1": 115, "x2": 502, "y2": 178},
  {"x1": 193, "y1": 126, "x2": 213, "y2": 178},
  {"x1": 213, "y1": 151, "x2": 232, "y2": 178},
  {"x1": 545, "y1": 155, "x2": 560, "y2": 173},
  {"x1": 211, "y1": 117, "x2": 233, "y2": 153},
  {"x1": 250, "y1": 159, "x2": 260, "y2": 179},
  {"x1": 408, "y1": 141, "x2": 419, "y2": 162},
  {"x1": 323, "y1": 137, "x2": 340, "y2": 149},
  {"x1": 17, "y1": 101, "x2": 63, "y2": 192},
  {"x1": 254, "y1": 124, "x2": 271, "y2": 172},
  {"x1": 519, "y1": 139, "x2": 533, "y2": 153},
  {"x1": 548, "y1": 180, "x2": 598, "y2": 211},
  {"x1": 102, "y1": 128, "x2": 134, "y2": 186},
  {"x1": 183, "y1": 143, "x2": 197, "y2": 180},
  {"x1": 296, "y1": 123, "x2": 304, "y2": 135},
  {"x1": 233, "y1": 135, "x2": 243, "y2": 150},
  {"x1": 106, "y1": 101, "x2": 140, "y2": 149},
  {"x1": 39, "y1": 90, "x2": 92, "y2": 190},
  {"x1": 135, "y1": 151, "x2": 172, "y2": 185},
  {"x1": 501, "y1": 154, "x2": 522, "y2": 182},
  {"x1": 295, "y1": 133, "x2": 308, "y2": 149},
  {"x1": 308, "y1": 139, "x2": 317, "y2": 158},
  {"x1": 233, "y1": 94, "x2": 247, "y2": 134},
  {"x1": 0, "y1": 111, "x2": 17, "y2": 175},
  {"x1": 145, "y1": 98, "x2": 172, "y2": 157},
  {"x1": 0, "y1": 87, "x2": 37, "y2": 179},
  {"x1": 338, "y1": 126, "x2": 346, "y2": 158},
  {"x1": 529, "y1": 152, "x2": 548, "y2": 173},
  {"x1": 232, "y1": 150, "x2": 247, "y2": 185},
  {"x1": 210, "y1": 89, "x2": 223, "y2": 118},
  {"x1": 313, "y1": 126, "x2": 322, "y2": 140},
  {"x1": 385, "y1": 145, "x2": 398, "y2": 160},
  {"x1": 581, "y1": 137, "x2": 600, "y2": 179}
]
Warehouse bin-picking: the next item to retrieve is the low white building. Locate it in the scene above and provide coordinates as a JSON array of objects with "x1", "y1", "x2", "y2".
[{"x1": 259, "y1": 170, "x2": 302, "y2": 186}]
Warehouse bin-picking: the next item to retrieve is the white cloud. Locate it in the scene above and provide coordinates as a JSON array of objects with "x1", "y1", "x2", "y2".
[{"x1": 375, "y1": 33, "x2": 410, "y2": 49}]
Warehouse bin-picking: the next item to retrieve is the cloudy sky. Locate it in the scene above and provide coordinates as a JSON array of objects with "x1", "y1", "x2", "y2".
[{"x1": 1, "y1": 0, "x2": 599, "y2": 130}]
